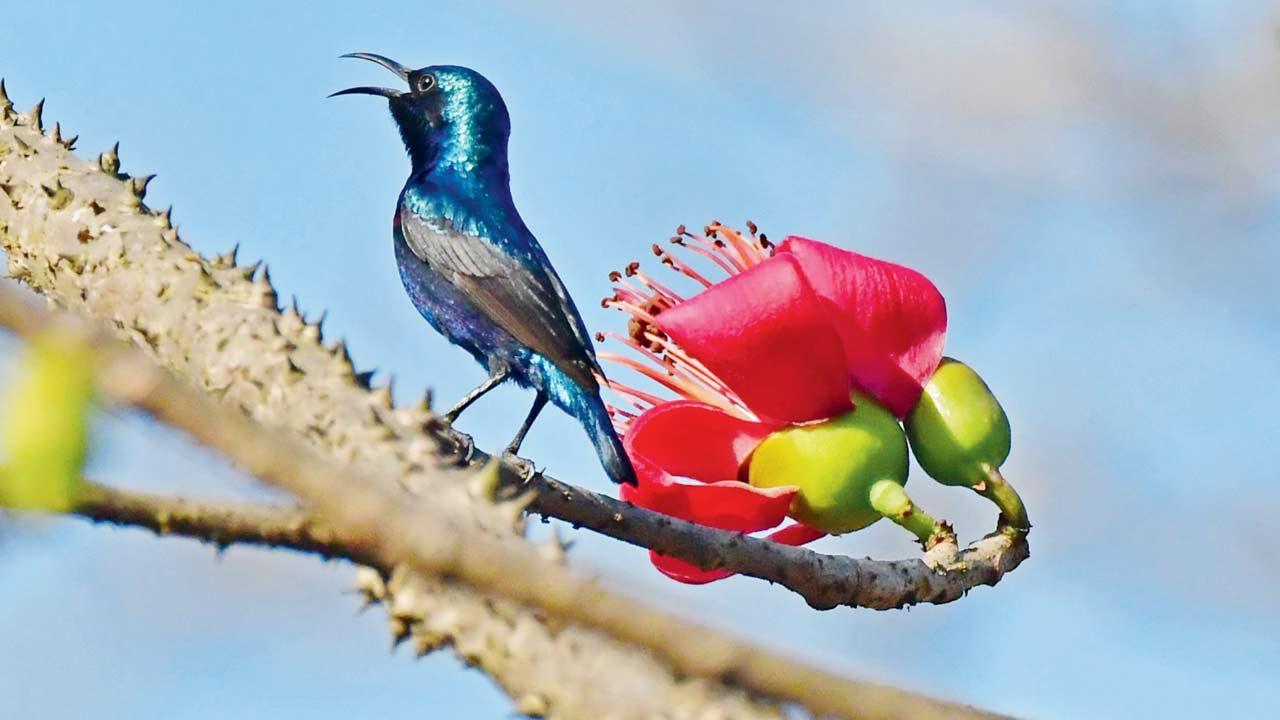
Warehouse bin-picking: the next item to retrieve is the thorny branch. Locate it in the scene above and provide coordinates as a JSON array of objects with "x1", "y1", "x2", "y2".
[
  {"x1": 74, "y1": 480, "x2": 351, "y2": 560},
  {"x1": 0, "y1": 83, "x2": 1024, "y2": 719}
]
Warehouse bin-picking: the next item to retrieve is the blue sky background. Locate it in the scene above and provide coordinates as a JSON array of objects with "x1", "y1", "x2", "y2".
[{"x1": 2, "y1": 2, "x2": 1278, "y2": 718}]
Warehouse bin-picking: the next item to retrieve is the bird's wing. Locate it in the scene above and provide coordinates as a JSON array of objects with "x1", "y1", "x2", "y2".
[{"x1": 399, "y1": 208, "x2": 602, "y2": 392}]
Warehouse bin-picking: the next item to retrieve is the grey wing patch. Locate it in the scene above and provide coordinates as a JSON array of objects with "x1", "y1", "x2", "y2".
[{"x1": 399, "y1": 209, "x2": 601, "y2": 391}]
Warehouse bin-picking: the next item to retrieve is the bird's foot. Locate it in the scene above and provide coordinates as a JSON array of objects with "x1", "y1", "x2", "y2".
[
  {"x1": 449, "y1": 430, "x2": 475, "y2": 464},
  {"x1": 502, "y1": 450, "x2": 537, "y2": 482}
]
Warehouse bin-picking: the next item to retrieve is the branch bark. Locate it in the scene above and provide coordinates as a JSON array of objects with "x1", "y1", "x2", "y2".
[{"x1": 0, "y1": 83, "x2": 1021, "y2": 720}]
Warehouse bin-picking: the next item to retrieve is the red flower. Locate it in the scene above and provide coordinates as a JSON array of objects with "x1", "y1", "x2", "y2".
[{"x1": 600, "y1": 224, "x2": 946, "y2": 583}]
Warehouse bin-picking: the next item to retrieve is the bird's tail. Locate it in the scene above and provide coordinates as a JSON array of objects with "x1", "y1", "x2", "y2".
[{"x1": 577, "y1": 390, "x2": 637, "y2": 485}]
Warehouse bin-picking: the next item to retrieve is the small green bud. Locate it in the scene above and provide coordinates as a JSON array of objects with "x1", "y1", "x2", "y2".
[
  {"x1": 0, "y1": 331, "x2": 95, "y2": 512},
  {"x1": 905, "y1": 358, "x2": 1010, "y2": 488},
  {"x1": 749, "y1": 393, "x2": 908, "y2": 534}
]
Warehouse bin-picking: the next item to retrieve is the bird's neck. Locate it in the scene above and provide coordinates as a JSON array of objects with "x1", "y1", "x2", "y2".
[
  {"x1": 435, "y1": 121, "x2": 507, "y2": 171},
  {"x1": 402, "y1": 161, "x2": 520, "y2": 235},
  {"x1": 408, "y1": 157, "x2": 512, "y2": 208},
  {"x1": 402, "y1": 108, "x2": 508, "y2": 178}
]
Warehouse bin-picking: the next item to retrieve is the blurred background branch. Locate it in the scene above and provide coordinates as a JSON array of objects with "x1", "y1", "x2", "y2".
[{"x1": 75, "y1": 480, "x2": 350, "y2": 561}]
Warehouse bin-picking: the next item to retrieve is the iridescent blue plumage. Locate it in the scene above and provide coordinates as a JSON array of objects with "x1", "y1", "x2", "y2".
[{"x1": 334, "y1": 56, "x2": 636, "y2": 485}]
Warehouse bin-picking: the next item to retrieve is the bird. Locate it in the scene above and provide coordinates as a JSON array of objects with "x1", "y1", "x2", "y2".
[{"x1": 332, "y1": 53, "x2": 636, "y2": 485}]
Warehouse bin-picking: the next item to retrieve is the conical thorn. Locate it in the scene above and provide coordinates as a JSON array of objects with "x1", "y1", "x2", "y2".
[
  {"x1": 497, "y1": 487, "x2": 538, "y2": 531},
  {"x1": 23, "y1": 99, "x2": 43, "y2": 131},
  {"x1": 215, "y1": 242, "x2": 238, "y2": 267},
  {"x1": 331, "y1": 339, "x2": 352, "y2": 366},
  {"x1": 241, "y1": 260, "x2": 261, "y2": 281},
  {"x1": 99, "y1": 142, "x2": 120, "y2": 175},
  {"x1": 389, "y1": 617, "x2": 412, "y2": 649},
  {"x1": 466, "y1": 460, "x2": 501, "y2": 500},
  {"x1": 371, "y1": 377, "x2": 394, "y2": 408},
  {"x1": 128, "y1": 174, "x2": 154, "y2": 199}
]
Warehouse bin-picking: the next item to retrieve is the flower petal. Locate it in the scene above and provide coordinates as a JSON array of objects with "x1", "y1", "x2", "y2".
[
  {"x1": 623, "y1": 400, "x2": 782, "y2": 484},
  {"x1": 655, "y1": 254, "x2": 852, "y2": 423},
  {"x1": 621, "y1": 474, "x2": 798, "y2": 533},
  {"x1": 764, "y1": 522, "x2": 829, "y2": 546},
  {"x1": 650, "y1": 522, "x2": 828, "y2": 584},
  {"x1": 777, "y1": 237, "x2": 947, "y2": 417},
  {"x1": 620, "y1": 400, "x2": 813, "y2": 583}
]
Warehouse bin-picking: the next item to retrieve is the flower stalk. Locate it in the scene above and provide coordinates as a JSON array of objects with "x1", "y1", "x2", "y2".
[
  {"x1": 976, "y1": 466, "x2": 1030, "y2": 534},
  {"x1": 867, "y1": 480, "x2": 939, "y2": 545}
]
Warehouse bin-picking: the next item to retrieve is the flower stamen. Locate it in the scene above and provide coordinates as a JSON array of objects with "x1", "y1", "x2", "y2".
[
  {"x1": 641, "y1": 331, "x2": 743, "y2": 402},
  {"x1": 605, "y1": 379, "x2": 665, "y2": 410},
  {"x1": 652, "y1": 243, "x2": 714, "y2": 288},
  {"x1": 597, "y1": 222, "x2": 776, "y2": 430},
  {"x1": 707, "y1": 221, "x2": 770, "y2": 267},
  {"x1": 672, "y1": 235, "x2": 743, "y2": 275},
  {"x1": 601, "y1": 297, "x2": 661, "y2": 326},
  {"x1": 627, "y1": 264, "x2": 685, "y2": 304},
  {"x1": 599, "y1": 351, "x2": 741, "y2": 413}
]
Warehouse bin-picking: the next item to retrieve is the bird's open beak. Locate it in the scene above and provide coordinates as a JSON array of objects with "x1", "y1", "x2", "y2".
[{"x1": 329, "y1": 52, "x2": 411, "y2": 99}]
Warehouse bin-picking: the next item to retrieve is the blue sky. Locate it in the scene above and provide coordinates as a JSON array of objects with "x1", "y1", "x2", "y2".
[{"x1": 2, "y1": 2, "x2": 1278, "y2": 718}]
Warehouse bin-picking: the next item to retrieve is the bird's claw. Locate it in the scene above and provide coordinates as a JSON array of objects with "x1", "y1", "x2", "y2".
[
  {"x1": 502, "y1": 450, "x2": 537, "y2": 482},
  {"x1": 451, "y1": 431, "x2": 475, "y2": 464}
]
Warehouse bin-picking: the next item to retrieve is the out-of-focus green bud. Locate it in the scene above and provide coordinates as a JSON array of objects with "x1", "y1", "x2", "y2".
[
  {"x1": 905, "y1": 358, "x2": 1010, "y2": 488},
  {"x1": 0, "y1": 330, "x2": 94, "y2": 512},
  {"x1": 749, "y1": 393, "x2": 908, "y2": 535}
]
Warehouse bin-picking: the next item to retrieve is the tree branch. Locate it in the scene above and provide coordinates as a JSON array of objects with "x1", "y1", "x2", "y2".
[
  {"x1": 75, "y1": 480, "x2": 359, "y2": 561},
  {"x1": 0, "y1": 84, "x2": 1020, "y2": 720},
  {"x1": 523, "y1": 473, "x2": 1028, "y2": 610}
]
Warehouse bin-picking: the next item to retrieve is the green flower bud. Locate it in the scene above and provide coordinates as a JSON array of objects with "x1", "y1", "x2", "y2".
[
  {"x1": 905, "y1": 358, "x2": 1010, "y2": 488},
  {"x1": 748, "y1": 393, "x2": 908, "y2": 534}
]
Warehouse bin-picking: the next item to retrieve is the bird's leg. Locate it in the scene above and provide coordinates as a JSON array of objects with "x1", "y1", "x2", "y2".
[
  {"x1": 506, "y1": 391, "x2": 548, "y2": 455},
  {"x1": 503, "y1": 391, "x2": 548, "y2": 480},
  {"x1": 444, "y1": 367, "x2": 509, "y2": 424}
]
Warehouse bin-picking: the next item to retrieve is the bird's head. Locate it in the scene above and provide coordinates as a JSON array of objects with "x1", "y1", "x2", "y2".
[{"x1": 332, "y1": 53, "x2": 511, "y2": 175}]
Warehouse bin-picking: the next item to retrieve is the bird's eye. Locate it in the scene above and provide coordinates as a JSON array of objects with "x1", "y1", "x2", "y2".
[{"x1": 415, "y1": 74, "x2": 436, "y2": 93}]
